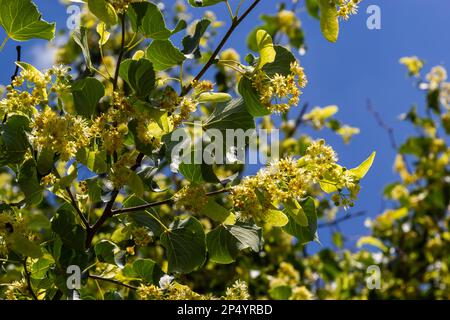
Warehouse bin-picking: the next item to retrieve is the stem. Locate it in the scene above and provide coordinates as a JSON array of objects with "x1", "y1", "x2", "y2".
[
  {"x1": 0, "y1": 36, "x2": 9, "y2": 52},
  {"x1": 111, "y1": 188, "x2": 231, "y2": 215},
  {"x1": 225, "y1": 0, "x2": 235, "y2": 20},
  {"x1": 53, "y1": 166, "x2": 90, "y2": 229},
  {"x1": 23, "y1": 258, "x2": 38, "y2": 300},
  {"x1": 180, "y1": 0, "x2": 261, "y2": 96},
  {"x1": 318, "y1": 211, "x2": 366, "y2": 229},
  {"x1": 85, "y1": 153, "x2": 144, "y2": 248},
  {"x1": 66, "y1": 186, "x2": 90, "y2": 229},
  {"x1": 88, "y1": 274, "x2": 138, "y2": 291},
  {"x1": 113, "y1": 14, "x2": 126, "y2": 91},
  {"x1": 11, "y1": 46, "x2": 21, "y2": 84}
]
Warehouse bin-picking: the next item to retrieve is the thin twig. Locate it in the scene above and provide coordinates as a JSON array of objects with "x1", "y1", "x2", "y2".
[
  {"x1": 66, "y1": 187, "x2": 90, "y2": 229},
  {"x1": 88, "y1": 274, "x2": 138, "y2": 291},
  {"x1": 366, "y1": 99, "x2": 413, "y2": 173},
  {"x1": 180, "y1": 0, "x2": 261, "y2": 96},
  {"x1": 11, "y1": 46, "x2": 21, "y2": 84},
  {"x1": 113, "y1": 14, "x2": 126, "y2": 91},
  {"x1": 23, "y1": 258, "x2": 38, "y2": 300},
  {"x1": 366, "y1": 99, "x2": 398, "y2": 150},
  {"x1": 111, "y1": 188, "x2": 231, "y2": 216},
  {"x1": 318, "y1": 211, "x2": 366, "y2": 229},
  {"x1": 52, "y1": 166, "x2": 90, "y2": 229},
  {"x1": 86, "y1": 153, "x2": 145, "y2": 248}
]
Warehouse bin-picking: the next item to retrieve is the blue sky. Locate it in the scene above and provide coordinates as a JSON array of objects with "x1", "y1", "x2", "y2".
[{"x1": 1, "y1": 0, "x2": 449, "y2": 250}]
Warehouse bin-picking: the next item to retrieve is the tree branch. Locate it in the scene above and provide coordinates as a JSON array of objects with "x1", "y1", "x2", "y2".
[
  {"x1": 88, "y1": 274, "x2": 138, "y2": 291},
  {"x1": 23, "y1": 258, "x2": 38, "y2": 300},
  {"x1": 113, "y1": 14, "x2": 126, "y2": 91},
  {"x1": 180, "y1": 0, "x2": 261, "y2": 96},
  {"x1": 11, "y1": 45, "x2": 21, "y2": 83},
  {"x1": 318, "y1": 211, "x2": 366, "y2": 229},
  {"x1": 111, "y1": 188, "x2": 231, "y2": 216},
  {"x1": 85, "y1": 153, "x2": 145, "y2": 248}
]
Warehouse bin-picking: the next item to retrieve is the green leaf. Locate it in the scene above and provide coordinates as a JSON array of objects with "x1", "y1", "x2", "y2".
[
  {"x1": 306, "y1": 0, "x2": 320, "y2": 19},
  {"x1": 263, "y1": 45, "x2": 297, "y2": 77},
  {"x1": 160, "y1": 217, "x2": 206, "y2": 273},
  {"x1": 94, "y1": 240, "x2": 123, "y2": 265},
  {"x1": 146, "y1": 40, "x2": 186, "y2": 71},
  {"x1": 188, "y1": 0, "x2": 225, "y2": 7},
  {"x1": 51, "y1": 204, "x2": 86, "y2": 252},
  {"x1": 256, "y1": 30, "x2": 276, "y2": 69},
  {"x1": 0, "y1": 0, "x2": 55, "y2": 42},
  {"x1": 269, "y1": 285, "x2": 292, "y2": 300},
  {"x1": 349, "y1": 152, "x2": 376, "y2": 179},
  {"x1": 284, "y1": 199, "x2": 308, "y2": 227},
  {"x1": 76, "y1": 148, "x2": 107, "y2": 174},
  {"x1": 31, "y1": 257, "x2": 54, "y2": 279},
  {"x1": 206, "y1": 223, "x2": 262, "y2": 264},
  {"x1": 18, "y1": 159, "x2": 43, "y2": 206},
  {"x1": 203, "y1": 98, "x2": 255, "y2": 132},
  {"x1": 319, "y1": 0, "x2": 339, "y2": 42},
  {"x1": 356, "y1": 236, "x2": 388, "y2": 252},
  {"x1": 283, "y1": 197, "x2": 318, "y2": 244},
  {"x1": 198, "y1": 92, "x2": 232, "y2": 104},
  {"x1": 122, "y1": 259, "x2": 163, "y2": 284},
  {"x1": 122, "y1": 58, "x2": 156, "y2": 98},
  {"x1": 127, "y1": 2, "x2": 171, "y2": 39},
  {"x1": 37, "y1": 147, "x2": 55, "y2": 176},
  {"x1": 72, "y1": 77, "x2": 105, "y2": 118},
  {"x1": 238, "y1": 77, "x2": 270, "y2": 117},
  {"x1": 73, "y1": 27, "x2": 93, "y2": 70},
  {"x1": 199, "y1": 198, "x2": 230, "y2": 222},
  {"x1": 127, "y1": 171, "x2": 144, "y2": 198},
  {"x1": 182, "y1": 19, "x2": 211, "y2": 57},
  {"x1": 0, "y1": 115, "x2": 30, "y2": 166},
  {"x1": 260, "y1": 209, "x2": 289, "y2": 227},
  {"x1": 88, "y1": 0, "x2": 118, "y2": 26},
  {"x1": 123, "y1": 196, "x2": 163, "y2": 237},
  {"x1": 9, "y1": 233, "x2": 42, "y2": 258}
]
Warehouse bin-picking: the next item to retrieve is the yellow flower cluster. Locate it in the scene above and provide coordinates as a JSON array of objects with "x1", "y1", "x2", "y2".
[
  {"x1": 337, "y1": 0, "x2": 362, "y2": 21},
  {"x1": 231, "y1": 140, "x2": 361, "y2": 220},
  {"x1": 109, "y1": 152, "x2": 139, "y2": 189},
  {"x1": 173, "y1": 184, "x2": 208, "y2": 213},
  {"x1": 91, "y1": 92, "x2": 134, "y2": 154},
  {"x1": 0, "y1": 65, "x2": 71, "y2": 119},
  {"x1": 32, "y1": 107, "x2": 91, "y2": 161},
  {"x1": 138, "y1": 283, "x2": 204, "y2": 300},
  {"x1": 337, "y1": 125, "x2": 360, "y2": 144},
  {"x1": 426, "y1": 65, "x2": 447, "y2": 90},
  {"x1": 303, "y1": 105, "x2": 338, "y2": 129},
  {"x1": 110, "y1": 0, "x2": 136, "y2": 13},
  {"x1": 399, "y1": 56, "x2": 424, "y2": 76},
  {"x1": 252, "y1": 61, "x2": 307, "y2": 113},
  {"x1": 393, "y1": 154, "x2": 417, "y2": 184},
  {"x1": 132, "y1": 227, "x2": 153, "y2": 247},
  {"x1": 224, "y1": 280, "x2": 250, "y2": 300},
  {"x1": 0, "y1": 211, "x2": 27, "y2": 257},
  {"x1": 4, "y1": 280, "x2": 29, "y2": 300},
  {"x1": 276, "y1": 10, "x2": 301, "y2": 34}
]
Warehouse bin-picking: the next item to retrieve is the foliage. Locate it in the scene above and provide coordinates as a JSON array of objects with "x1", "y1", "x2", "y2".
[{"x1": 5, "y1": 0, "x2": 435, "y2": 301}]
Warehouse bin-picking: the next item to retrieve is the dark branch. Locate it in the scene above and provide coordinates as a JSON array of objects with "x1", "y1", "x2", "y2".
[
  {"x1": 111, "y1": 188, "x2": 231, "y2": 216},
  {"x1": 11, "y1": 45, "x2": 21, "y2": 84},
  {"x1": 318, "y1": 211, "x2": 366, "y2": 229},
  {"x1": 86, "y1": 153, "x2": 145, "y2": 248},
  {"x1": 180, "y1": 0, "x2": 261, "y2": 96},
  {"x1": 113, "y1": 14, "x2": 126, "y2": 91},
  {"x1": 89, "y1": 274, "x2": 138, "y2": 291},
  {"x1": 23, "y1": 258, "x2": 38, "y2": 300}
]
